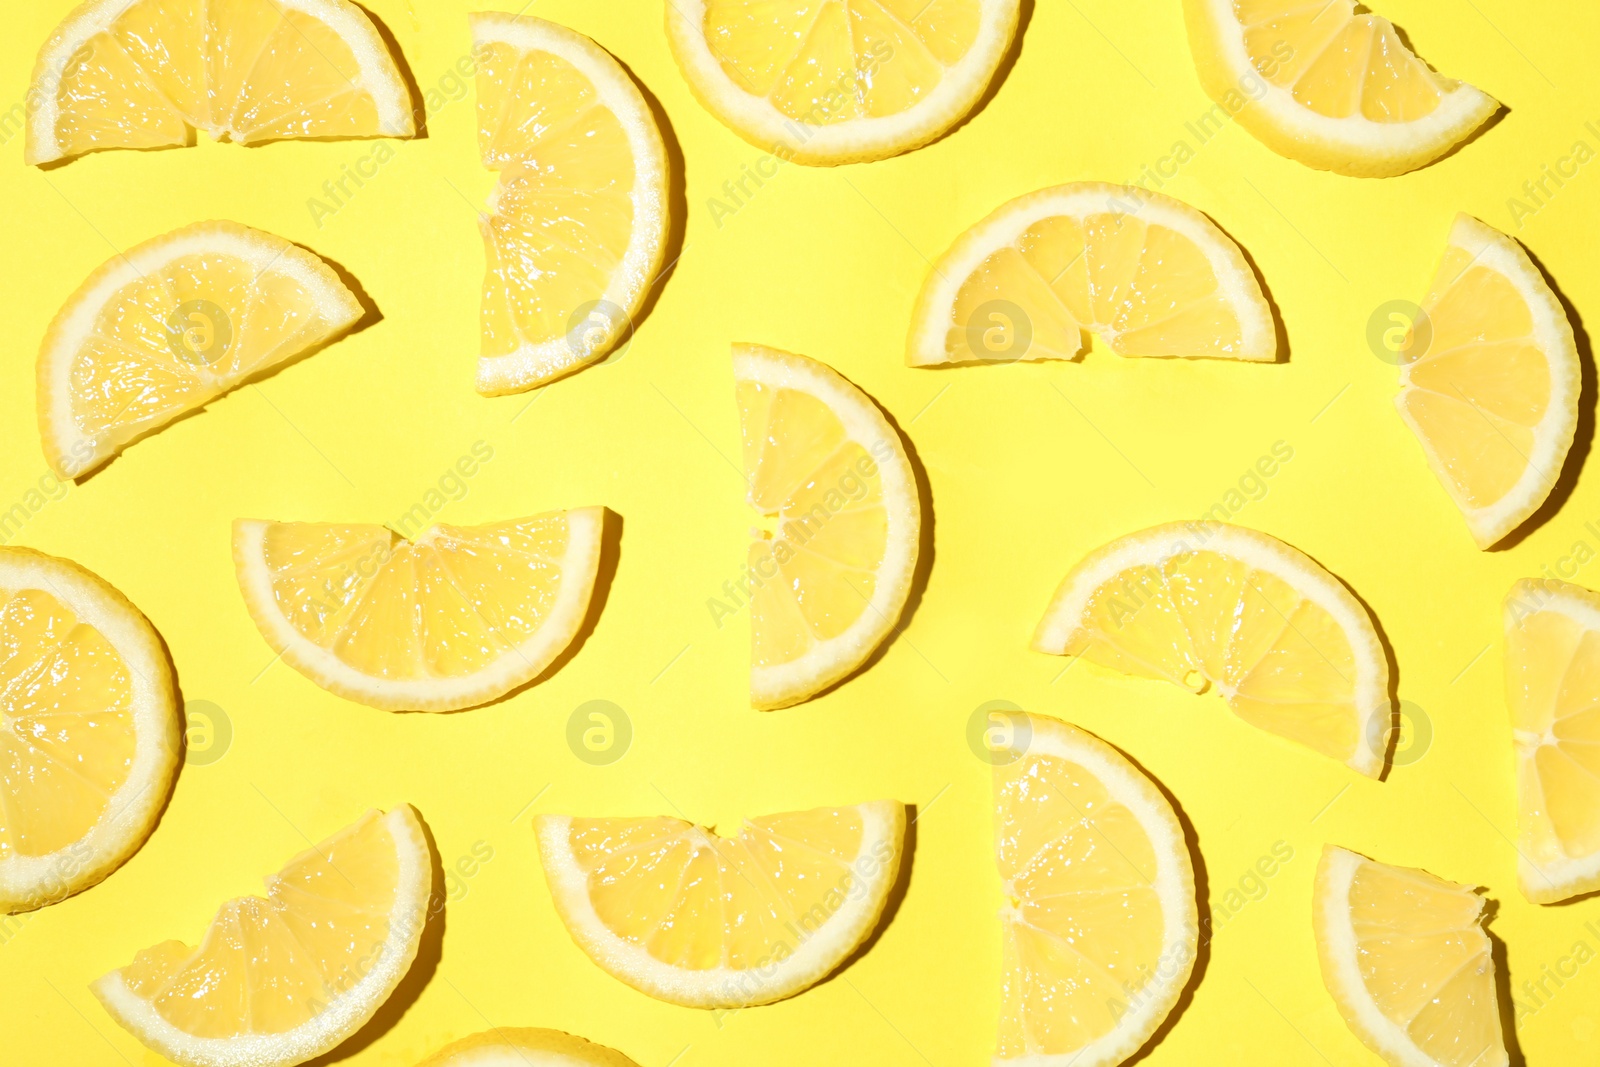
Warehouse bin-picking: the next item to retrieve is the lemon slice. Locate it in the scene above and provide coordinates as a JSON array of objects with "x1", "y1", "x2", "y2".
[
  {"x1": 994, "y1": 713, "x2": 1197, "y2": 1065},
  {"x1": 233, "y1": 509, "x2": 604, "y2": 712},
  {"x1": 1502, "y1": 578, "x2": 1600, "y2": 903},
  {"x1": 92, "y1": 806, "x2": 431, "y2": 1067},
  {"x1": 0, "y1": 547, "x2": 178, "y2": 914},
  {"x1": 474, "y1": 13, "x2": 669, "y2": 395},
  {"x1": 907, "y1": 183, "x2": 1276, "y2": 366},
  {"x1": 733, "y1": 344, "x2": 921, "y2": 709},
  {"x1": 535, "y1": 800, "x2": 905, "y2": 1008},
  {"x1": 37, "y1": 221, "x2": 364, "y2": 480},
  {"x1": 1397, "y1": 214, "x2": 1579, "y2": 549},
  {"x1": 667, "y1": 0, "x2": 1020, "y2": 165},
  {"x1": 1033, "y1": 522, "x2": 1390, "y2": 776},
  {"x1": 1314, "y1": 845, "x2": 1507, "y2": 1067},
  {"x1": 417, "y1": 1028, "x2": 640, "y2": 1067},
  {"x1": 1182, "y1": 0, "x2": 1498, "y2": 177},
  {"x1": 27, "y1": 0, "x2": 414, "y2": 166}
]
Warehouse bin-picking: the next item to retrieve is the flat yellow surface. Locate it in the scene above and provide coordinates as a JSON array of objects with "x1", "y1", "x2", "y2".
[{"x1": 2, "y1": 1, "x2": 1599, "y2": 1065}]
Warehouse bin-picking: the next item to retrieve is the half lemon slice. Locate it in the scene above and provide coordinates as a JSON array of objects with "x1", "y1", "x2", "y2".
[
  {"x1": 93, "y1": 806, "x2": 432, "y2": 1067},
  {"x1": 907, "y1": 183, "x2": 1275, "y2": 366},
  {"x1": 27, "y1": 0, "x2": 415, "y2": 166},
  {"x1": 1314, "y1": 845, "x2": 1507, "y2": 1067},
  {"x1": 474, "y1": 13, "x2": 669, "y2": 394},
  {"x1": 994, "y1": 713, "x2": 1197, "y2": 1065},
  {"x1": 734, "y1": 344, "x2": 922, "y2": 708},
  {"x1": 535, "y1": 801, "x2": 905, "y2": 1007},
  {"x1": 0, "y1": 546, "x2": 178, "y2": 914},
  {"x1": 1033, "y1": 522, "x2": 1391, "y2": 776},
  {"x1": 417, "y1": 1029, "x2": 641, "y2": 1067},
  {"x1": 666, "y1": 0, "x2": 1021, "y2": 165},
  {"x1": 1183, "y1": 0, "x2": 1498, "y2": 177},
  {"x1": 233, "y1": 509, "x2": 604, "y2": 712},
  {"x1": 38, "y1": 221, "x2": 364, "y2": 480},
  {"x1": 1397, "y1": 214, "x2": 1579, "y2": 549}
]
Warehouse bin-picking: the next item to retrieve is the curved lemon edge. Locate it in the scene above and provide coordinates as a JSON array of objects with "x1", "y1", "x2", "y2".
[
  {"x1": 1313, "y1": 845, "x2": 1506, "y2": 1067},
  {"x1": 231, "y1": 506, "x2": 605, "y2": 712},
  {"x1": 996, "y1": 714, "x2": 1199, "y2": 1067},
  {"x1": 37, "y1": 220, "x2": 365, "y2": 481},
  {"x1": 1503, "y1": 578, "x2": 1600, "y2": 904},
  {"x1": 906, "y1": 182, "x2": 1276, "y2": 368},
  {"x1": 472, "y1": 13, "x2": 670, "y2": 396},
  {"x1": 732, "y1": 344, "x2": 923, "y2": 709},
  {"x1": 534, "y1": 800, "x2": 907, "y2": 1009},
  {"x1": 89, "y1": 805, "x2": 433, "y2": 1067},
  {"x1": 416, "y1": 1027, "x2": 642, "y2": 1067},
  {"x1": 1182, "y1": 0, "x2": 1498, "y2": 178},
  {"x1": 1397, "y1": 215, "x2": 1580, "y2": 550},
  {"x1": 26, "y1": 0, "x2": 416, "y2": 167},
  {"x1": 1030, "y1": 521, "x2": 1391, "y2": 778},
  {"x1": 665, "y1": 0, "x2": 1020, "y2": 166},
  {"x1": 0, "y1": 546, "x2": 179, "y2": 914}
]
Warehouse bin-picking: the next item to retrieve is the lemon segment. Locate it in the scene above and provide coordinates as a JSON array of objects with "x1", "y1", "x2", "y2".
[
  {"x1": 1314, "y1": 846, "x2": 1507, "y2": 1067},
  {"x1": 416, "y1": 1028, "x2": 642, "y2": 1067},
  {"x1": 0, "y1": 547, "x2": 178, "y2": 914},
  {"x1": 92, "y1": 806, "x2": 432, "y2": 1067},
  {"x1": 1033, "y1": 522, "x2": 1391, "y2": 776},
  {"x1": 994, "y1": 714, "x2": 1197, "y2": 1066},
  {"x1": 1396, "y1": 215, "x2": 1579, "y2": 549},
  {"x1": 536, "y1": 801, "x2": 905, "y2": 1008},
  {"x1": 27, "y1": 0, "x2": 414, "y2": 166},
  {"x1": 232, "y1": 508, "x2": 605, "y2": 712},
  {"x1": 472, "y1": 14, "x2": 669, "y2": 394},
  {"x1": 666, "y1": 0, "x2": 1020, "y2": 165},
  {"x1": 908, "y1": 183, "x2": 1275, "y2": 366}
]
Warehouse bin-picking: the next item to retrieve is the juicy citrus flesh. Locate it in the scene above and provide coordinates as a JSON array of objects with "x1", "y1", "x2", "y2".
[
  {"x1": 1503, "y1": 579, "x2": 1600, "y2": 902},
  {"x1": 28, "y1": 0, "x2": 413, "y2": 165},
  {"x1": 416, "y1": 1028, "x2": 641, "y2": 1067},
  {"x1": 1397, "y1": 215, "x2": 1579, "y2": 549},
  {"x1": 1033, "y1": 523, "x2": 1389, "y2": 776},
  {"x1": 1315, "y1": 846, "x2": 1506, "y2": 1067},
  {"x1": 235, "y1": 509, "x2": 602, "y2": 712},
  {"x1": 995, "y1": 714, "x2": 1196, "y2": 1065}
]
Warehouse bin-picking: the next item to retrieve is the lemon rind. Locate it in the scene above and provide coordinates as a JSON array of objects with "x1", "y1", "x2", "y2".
[{"x1": 415, "y1": 1027, "x2": 642, "y2": 1067}]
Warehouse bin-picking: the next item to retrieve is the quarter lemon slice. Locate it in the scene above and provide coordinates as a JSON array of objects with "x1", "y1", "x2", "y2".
[
  {"x1": 733, "y1": 344, "x2": 922, "y2": 709},
  {"x1": 1503, "y1": 578, "x2": 1600, "y2": 903},
  {"x1": 535, "y1": 801, "x2": 905, "y2": 1008},
  {"x1": 1182, "y1": 0, "x2": 1498, "y2": 177},
  {"x1": 994, "y1": 713, "x2": 1197, "y2": 1066},
  {"x1": 93, "y1": 806, "x2": 432, "y2": 1067},
  {"x1": 907, "y1": 183, "x2": 1275, "y2": 366},
  {"x1": 38, "y1": 221, "x2": 364, "y2": 480},
  {"x1": 1033, "y1": 522, "x2": 1390, "y2": 776},
  {"x1": 474, "y1": 14, "x2": 669, "y2": 395},
  {"x1": 416, "y1": 1028, "x2": 640, "y2": 1067},
  {"x1": 0, "y1": 547, "x2": 178, "y2": 914},
  {"x1": 1397, "y1": 214, "x2": 1580, "y2": 549},
  {"x1": 233, "y1": 509, "x2": 605, "y2": 712},
  {"x1": 1314, "y1": 845, "x2": 1507, "y2": 1067},
  {"x1": 666, "y1": 0, "x2": 1020, "y2": 165},
  {"x1": 27, "y1": 0, "x2": 414, "y2": 166}
]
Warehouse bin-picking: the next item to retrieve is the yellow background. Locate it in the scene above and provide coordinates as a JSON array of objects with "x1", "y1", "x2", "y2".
[{"x1": 3, "y1": 0, "x2": 1599, "y2": 1064}]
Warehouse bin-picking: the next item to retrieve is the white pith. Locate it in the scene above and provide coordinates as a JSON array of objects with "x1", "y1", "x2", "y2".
[
  {"x1": 472, "y1": 14, "x2": 668, "y2": 395},
  {"x1": 38, "y1": 221, "x2": 364, "y2": 480},
  {"x1": 1033, "y1": 522, "x2": 1390, "y2": 776},
  {"x1": 907, "y1": 182, "x2": 1275, "y2": 367},
  {"x1": 1397, "y1": 215, "x2": 1580, "y2": 550},
  {"x1": 666, "y1": 0, "x2": 1019, "y2": 165},
  {"x1": 233, "y1": 508, "x2": 603, "y2": 712},
  {"x1": 995, "y1": 715, "x2": 1198, "y2": 1067},
  {"x1": 27, "y1": 0, "x2": 414, "y2": 165},
  {"x1": 0, "y1": 548, "x2": 177, "y2": 913},
  {"x1": 733, "y1": 345, "x2": 921, "y2": 708},
  {"x1": 91, "y1": 807, "x2": 431, "y2": 1067},
  {"x1": 536, "y1": 801, "x2": 904, "y2": 1008}
]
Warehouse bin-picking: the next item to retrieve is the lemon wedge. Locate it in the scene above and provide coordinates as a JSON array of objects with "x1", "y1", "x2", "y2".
[{"x1": 416, "y1": 1028, "x2": 641, "y2": 1067}]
